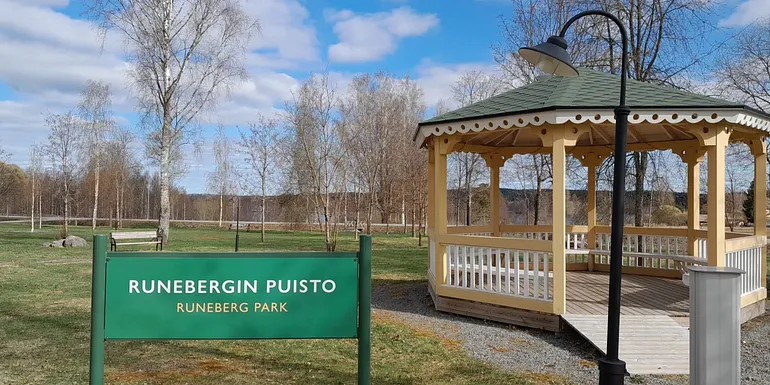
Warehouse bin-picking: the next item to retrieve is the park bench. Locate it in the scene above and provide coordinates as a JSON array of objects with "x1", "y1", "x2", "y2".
[
  {"x1": 228, "y1": 223, "x2": 249, "y2": 231},
  {"x1": 109, "y1": 230, "x2": 163, "y2": 251}
]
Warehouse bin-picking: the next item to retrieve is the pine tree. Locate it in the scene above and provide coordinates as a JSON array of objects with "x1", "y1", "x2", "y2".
[{"x1": 743, "y1": 180, "x2": 755, "y2": 224}]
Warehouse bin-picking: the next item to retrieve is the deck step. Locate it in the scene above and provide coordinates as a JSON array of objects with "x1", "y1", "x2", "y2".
[{"x1": 560, "y1": 314, "x2": 690, "y2": 375}]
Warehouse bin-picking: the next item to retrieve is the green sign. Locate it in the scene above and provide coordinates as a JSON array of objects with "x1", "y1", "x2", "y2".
[
  {"x1": 104, "y1": 254, "x2": 359, "y2": 340},
  {"x1": 88, "y1": 234, "x2": 372, "y2": 385}
]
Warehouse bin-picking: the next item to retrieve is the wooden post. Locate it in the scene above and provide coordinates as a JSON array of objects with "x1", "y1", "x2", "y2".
[
  {"x1": 687, "y1": 160, "x2": 701, "y2": 257},
  {"x1": 541, "y1": 125, "x2": 587, "y2": 314},
  {"x1": 550, "y1": 130, "x2": 567, "y2": 314},
  {"x1": 572, "y1": 150, "x2": 609, "y2": 272},
  {"x1": 587, "y1": 160, "x2": 597, "y2": 271},
  {"x1": 676, "y1": 149, "x2": 705, "y2": 258},
  {"x1": 427, "y1": 143, "x2": 435, "y2": 231},
  {"x1": 490, "y1": 165, "x2": 501, "y2": 236},
  {"x1": 434, "y1": 137, "x2": 455, "y2": 285},
  {"x1": 482, "y1": 154, "x2": 507, "y2": 237},
  {"x1": 706, "y1": 127, "x2": 729, "y2": 267},
  {"x1": 749, "y1": 136, "x2": 767, "y2": 289}
]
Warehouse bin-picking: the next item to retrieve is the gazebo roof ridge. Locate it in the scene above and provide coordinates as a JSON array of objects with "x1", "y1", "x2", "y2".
[{"x1": 415, "y1": 67, "x2": 770, "y2": 142}]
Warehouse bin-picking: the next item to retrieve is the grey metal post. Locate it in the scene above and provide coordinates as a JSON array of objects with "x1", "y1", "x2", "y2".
[{"x1": 689, "y1": 266, "x2": 744, "y2": 385}]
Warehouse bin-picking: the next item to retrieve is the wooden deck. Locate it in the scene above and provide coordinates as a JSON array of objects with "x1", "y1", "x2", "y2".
[
  {"x1": 566, "y1": 271, "x2": 689, "y2": 317},
  {"x1": 561, "y1": 314, "x2": 690, "y2": 375},
  {"x1": 563, "y1": 272, "x2": 691, "y2": 375}
]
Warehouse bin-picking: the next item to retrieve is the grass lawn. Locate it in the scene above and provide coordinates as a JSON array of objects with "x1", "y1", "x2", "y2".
[{"x1": 0, "y1": 224, "x2": 553, "y2": 385}]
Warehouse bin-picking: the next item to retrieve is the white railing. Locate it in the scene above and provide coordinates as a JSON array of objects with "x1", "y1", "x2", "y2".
[
  {"x1": 503, "y1": 231, "x2": 589, "y2": 264},
  {"x1": 503, "y1": 231, "x2": 586, "y2": 250},
  {"x1": 502, "y1": 231, "x2": 552, "y2": 241},
  {"x1": 726, "y1": 245, "x2": 764, "y2": 296},
  {"x1": 445, "y1": 244, "x2": 552, "y2": 301},
  {"x1": 594, "y1": 232, "x2": 703, "y2": 271},
  {"x1": 697, "y1": 238, "x2": 707, "y2": 259}
]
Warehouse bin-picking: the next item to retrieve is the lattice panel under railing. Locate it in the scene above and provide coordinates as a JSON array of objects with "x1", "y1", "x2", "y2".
[{"x1": 444, "y1": 244, "x2": 552, "y2": 301}]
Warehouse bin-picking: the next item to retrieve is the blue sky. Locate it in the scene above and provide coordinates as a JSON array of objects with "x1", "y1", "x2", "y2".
[{"x1": 0, "y1": 0, "x2": 768, "y2": 194}]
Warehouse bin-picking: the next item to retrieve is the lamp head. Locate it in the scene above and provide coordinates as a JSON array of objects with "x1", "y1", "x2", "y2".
[{"x1": 518, "y1": 35, "x2": 578, "y2": 77}]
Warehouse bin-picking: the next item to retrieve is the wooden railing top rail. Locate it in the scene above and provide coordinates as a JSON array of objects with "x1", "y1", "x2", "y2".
[
  {"x1": 499, "y1": 224, "x2": 589, "y2": 233},
  {"x1": 438, "y1": 234, "x2": 552, "y2": 252},
  {"x1": 594, "y1": 226, "x2": 689, "y2": 237},
  {"x1": 726, "y1": 232, "x2": 751, "y2": 239},
  {"x1": 500, "y1": 224, "x2": 553, "y2": 233},
  {"x1": 447, "y1": 225, "x2": 493, "y2": 235},
  {"x1": 725, "y1": 235, "x2": 767, "y2": 253},
  {"x1": 431, "y1": 225, "x2": 755, "y2": 243}
]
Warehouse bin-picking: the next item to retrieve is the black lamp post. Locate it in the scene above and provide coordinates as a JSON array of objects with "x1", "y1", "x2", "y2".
[
  {"x1": 231, "y1": 196, "x2": 241, "y2": 252},
  {"x1": 519, "y1": 10, "x2": 629, "y2": 385}
]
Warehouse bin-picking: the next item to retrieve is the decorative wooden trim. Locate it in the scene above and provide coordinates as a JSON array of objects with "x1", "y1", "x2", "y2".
[
  {"x1": 673, "y1": 146, "x2": 706, "y2": 164},
  {"x1": 417, "y1": 109, "x2": 770, "y2": 140},
  {"x1": 572, "y1": 148, "x2": 612, "y2": 167},
  {"x1": 480, "y1": 152, "x2": 509, "y2": 168}
]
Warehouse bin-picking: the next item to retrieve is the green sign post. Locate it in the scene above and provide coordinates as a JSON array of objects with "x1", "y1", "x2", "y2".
[{"x1": 88, "y1": 234, "x2": 372, "y2": 384}]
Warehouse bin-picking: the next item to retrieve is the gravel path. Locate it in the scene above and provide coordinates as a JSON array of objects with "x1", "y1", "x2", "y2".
[{"x1": 372, "y1": 281, "x2": 770, "y2": 385}]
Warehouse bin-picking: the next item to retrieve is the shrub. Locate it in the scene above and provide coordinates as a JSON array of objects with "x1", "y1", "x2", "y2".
[{"x1": 652, "y1": 205, "x2": 687, "y2": 226}]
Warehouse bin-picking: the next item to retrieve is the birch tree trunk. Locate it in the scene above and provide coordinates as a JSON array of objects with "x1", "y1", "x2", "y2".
[
  {"x1": 92, "y1": 159, "x2": 100, "y2": 230},
  {"x1": 30, "y1": 173, "x2": 34, "y2": 233},
  {"x1": 261, "y1": 173, "x2": 267, "y2": 243},
  {"x1": 63, "y1": 177, "x2": 69, "y2": 237},
  {"x1": 85, "y1": 0, "x2": 257, "y2": 244}
]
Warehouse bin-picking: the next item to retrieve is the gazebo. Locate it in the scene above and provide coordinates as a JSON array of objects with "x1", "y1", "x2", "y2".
[{"x1": 416, "y1": 68, "x2": 769, "y2": 333}]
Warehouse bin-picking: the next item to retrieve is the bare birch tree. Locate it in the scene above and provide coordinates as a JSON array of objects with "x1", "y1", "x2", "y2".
[
  {"x1": 450, "y1": 70, "x2": 507, "y2": 224},
  {"x1": 44, "y1": 111, "x2": 81, "y2": 237},
  {"x1": 207, "y1": 125, "x2": 235, "y2": 228},
  {"x1": 28, "y1": 146, "x2": 43, "y2": 232},
  {"x1": 105, "y1": 127, "x2": 140, "y2": 228},
  {"x1": 85, "y1": 0, "x2": 259, "y2": 243},
  {"x1": 283, "y1": 71, "x2": 347, "y2": 251},
  {"x1": 239, "y1": 114, "x2": 281, "y2": 242},
  {"x1": 493, "y1": 0, "x2": 722, "y2": 229},
  {"x1": 715, "y1": 17, "x2": 770, "y2": 112},
  {"x1": 342, "y1": 72, "x2": 392, "y2": 234},
  {"x1": 77, "y1": 79, "x2": 113, "y2": 230}
]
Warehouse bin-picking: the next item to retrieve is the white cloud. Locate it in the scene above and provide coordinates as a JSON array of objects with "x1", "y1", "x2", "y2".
[
  {"x1": 719, "y1": 0, "x2": 770, "y2": 27},
  {"x1": 5, "y1": 0, "x2": 69, "y2": 7},
  {"x1": 241, "y1": 0, "x2": 320, "y2": 67},
  {"x1": 326, "y1": 6, "x2": 439, "y2": 63},
  {"x1": 0, "y1": 0, "x2": 319, "y2": 191},
  {"x1": 412, "y1": 59, "x2": 502, "y2": 110}
]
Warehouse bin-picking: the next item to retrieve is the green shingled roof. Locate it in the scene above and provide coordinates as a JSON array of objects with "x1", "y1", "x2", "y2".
[{"x1": 420, "y1": 67, "x2": 768, "y2": 125}]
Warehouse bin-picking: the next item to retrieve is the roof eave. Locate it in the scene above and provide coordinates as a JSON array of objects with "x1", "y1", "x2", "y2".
[{"x1": 414, "y1": 106, "x2": 770, "y2": 142}]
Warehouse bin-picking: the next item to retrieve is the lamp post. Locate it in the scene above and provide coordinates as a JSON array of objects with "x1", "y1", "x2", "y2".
[
  {"x1": 519, "y1": 10, "x2": 629, "y2": 385},
  {"x1": 231, "y1": 196, "x2": 241, "y2": 252}
]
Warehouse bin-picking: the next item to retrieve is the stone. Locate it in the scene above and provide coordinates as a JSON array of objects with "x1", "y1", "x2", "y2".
[
  {"x1": 63, "y1": 235, "x2": 87, "y2": 247},
  {"x1": 43, "y1": 239, "x2": 65, "y2": 247}
]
